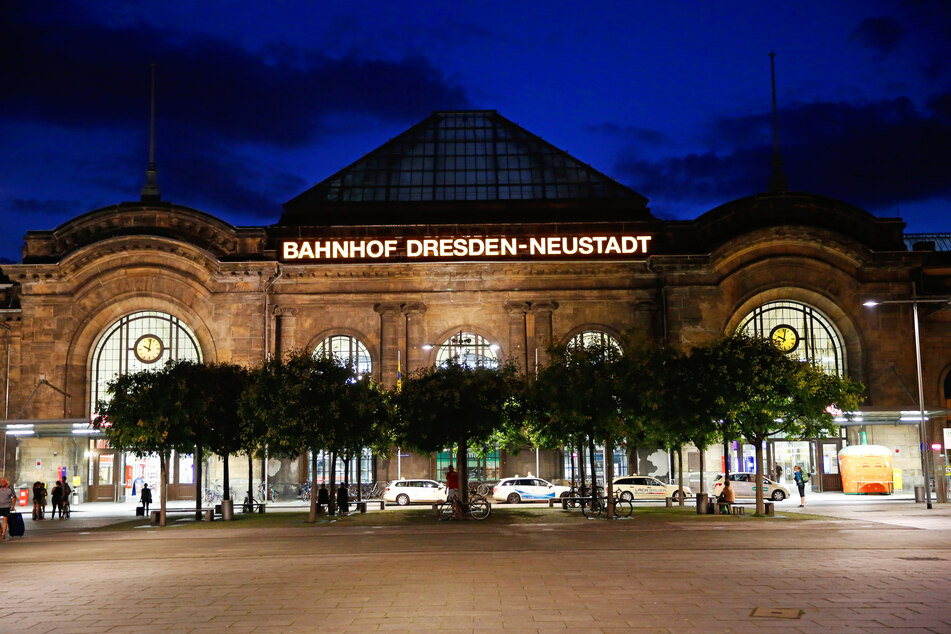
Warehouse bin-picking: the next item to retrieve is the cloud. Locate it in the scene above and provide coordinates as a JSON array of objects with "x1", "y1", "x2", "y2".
[
  {"x1": 9, "y1": 199, "x2": 86, "y2": 217},
  {"x1": 850, "y1": 17, "x2": 904, "y2": 54},
  {"x1": 612, "y1": 95, "x2": 951, "y2": 216},
  {"x1": 0, "y1": 3, "x2": 469, "y2": 149},
  {"x1": 586, "y1": 123, "x2": 671, "y2": 147}
]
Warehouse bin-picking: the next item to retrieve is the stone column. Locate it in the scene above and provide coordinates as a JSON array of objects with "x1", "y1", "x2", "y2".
[
  {"x1": 374, "y1": 303, "x2": 402, "y2": 387},
  {"x1": 504, "y1": 302, "x2": 530, "y2": 373},
  {"x1": 272, "y1": 306, "x2": 298, "y2": 357},
  {"x1": 402, "y1": 302, "x2": 427, "y2": 374},
  {"x1": 529, "y1": 301, "x2": 558, "y2": 373}
]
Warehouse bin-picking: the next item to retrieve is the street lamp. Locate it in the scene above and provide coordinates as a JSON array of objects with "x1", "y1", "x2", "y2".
[{"x1": 864, "y1": 294, "x2": 951, "y2": 509}]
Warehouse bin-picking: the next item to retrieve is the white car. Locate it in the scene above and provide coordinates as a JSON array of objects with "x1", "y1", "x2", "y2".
[
  {"x1": 612, "y1": 475, "x2": 692, "y2": 501},
  {"x1": 493, "y1": 476, "x2": 571, "y2": 503},
  {"x1": 382, "y1": 479, "x2": 448, "y2": 506},
  {"x1": 712, "y1": 472, "x2": 790, "y2": 501}
]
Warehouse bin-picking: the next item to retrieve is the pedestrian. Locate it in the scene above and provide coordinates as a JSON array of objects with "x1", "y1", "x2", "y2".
[
  {"x1": 0, "y1": 477, "x2": 17, "y2": 540},
  {"x1": 140, "y1": 483, "x2": 152, "y2": 513},
  {"x1": 32, "y1": 481, "x2": 44, "y2": 520},
  {"x1": 62, "y1": 480, "x2": 72, "y2": 513},
  {"x1": 445, "y1": 464, "x2": 461, "y2": 519},
  {"x1": 775, "y1": 464, "x2": 783, "y2": 481},
  {"x1": 336, "y1": 483, "x2": 349, "y2": 514},
  {"x1": 317, "y1": 484, "x2": 329, "y2": 513},
  {"x1": 793, "y1": 465, "x2": 807, "y2": 507},
  {"x1": 50, "y1": 481, "x2": 64, "y2": 519}
]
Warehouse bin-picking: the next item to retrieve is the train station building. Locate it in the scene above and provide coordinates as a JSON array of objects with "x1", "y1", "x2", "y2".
[{"x1": 1, "y1": 110, "x2": 949, "y2": 503}]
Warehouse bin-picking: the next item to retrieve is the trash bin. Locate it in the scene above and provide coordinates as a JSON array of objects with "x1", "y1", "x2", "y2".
[
  {"x1": 914, "y1": 485, "x2": 926, "y2": 502},
  {"x1": 220, "y1": 498, "x2": 234, "y2": 520},
  {"x1": 695, "y1": 492, "x2": 708, "y2": 514}
]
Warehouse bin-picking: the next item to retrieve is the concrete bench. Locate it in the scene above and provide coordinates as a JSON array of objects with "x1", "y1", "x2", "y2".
[
  {"x1": 722, "y1": 502, "x2": 774, "y2": 516},
  {"x1": 347, "y1": 499, "x2": 385, "y2": 513},
  {"x1": 548, "y1": 496, "x2": 590, "y2": 508}
]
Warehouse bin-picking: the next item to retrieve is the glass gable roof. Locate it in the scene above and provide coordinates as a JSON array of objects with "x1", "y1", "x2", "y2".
[{"x1": 287, "y1": 111, "x2": 644, "y2": 206}]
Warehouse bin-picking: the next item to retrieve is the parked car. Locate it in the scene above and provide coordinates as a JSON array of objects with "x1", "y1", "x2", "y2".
[
  {"x1": 712, "y1": 472, "x2": 790, "y2": 501},
  {"x1": 612, "y1": 475, "x2": 692, "y2": 501},
  {"x1": 493, "y1": 476, "x2": 572, "y2": 503},
  {"x1": 382, "y1": 479, "x2": 448, "y2": 506}
]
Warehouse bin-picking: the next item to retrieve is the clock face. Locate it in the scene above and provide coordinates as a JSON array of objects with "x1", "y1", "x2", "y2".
[
  {"x1": 769, "y1": 325, "x2": 799, "y2": 353},
  {"x1": 134, "y1": 334, "x2": 164, "y2": 363}
]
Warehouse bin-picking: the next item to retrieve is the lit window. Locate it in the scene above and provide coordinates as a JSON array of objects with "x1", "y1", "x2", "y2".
[
  {"x1": 735, "y1": 300, "x2": 845, "y2": 375},
  {"x1": 434, "y1": 331, "x2": 498, "y2": 368},
  {"x1": 314, "y1": 335, "x2": 372, "y2": 376},
  {"x1": 568, "y1": 330, "x2": 622, "y2": 355}
]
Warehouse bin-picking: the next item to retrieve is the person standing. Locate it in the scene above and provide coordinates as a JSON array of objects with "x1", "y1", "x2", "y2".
[
  {"x1": 32, "y1": 481, "x2": 44, "y2": 520},
  {"x1": 50, "y1": 481, "x2": 64, "y2": 519},
  {"x1": 140, "y1": 483, "x2": 152, "y2": 513},
  {"x1": 0, "y1": 477, "x2": 17, "y2": 540},
  {"x1": 445, "y1": 464, "x2": 460, "y2": 518},
  {"x1": 336, "y1": 483, "x2": 349, "y2": 514},
  {"x1": 793, "y1": 465, "x2": 807, "y2": 507},
  {"x1": 317, "y1": 484, "x2": 329, "y2": 514}
]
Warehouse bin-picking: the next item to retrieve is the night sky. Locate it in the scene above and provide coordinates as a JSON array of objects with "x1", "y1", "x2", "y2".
[{"x1": 2, "y1": 1, "x2": 949, "y2": 263}]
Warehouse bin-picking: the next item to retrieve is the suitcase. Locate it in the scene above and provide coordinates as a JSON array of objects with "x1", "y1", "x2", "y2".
[
  {"x1": 7, "y1": 511, "x2": 25, "y2": 538},
  {"x1": 135, "y1": 506, "x2": 145, "y2": 517}
]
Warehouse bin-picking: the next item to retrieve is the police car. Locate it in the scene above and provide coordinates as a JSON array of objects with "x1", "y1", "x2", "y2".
[{"x1": 493, "y1": 476, "x2": 571, "y2": 503}]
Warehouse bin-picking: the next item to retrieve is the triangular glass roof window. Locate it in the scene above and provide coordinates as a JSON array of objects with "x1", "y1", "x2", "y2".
[{"x1": 287, "y1": 111, "x2": 644, "y2": 206}]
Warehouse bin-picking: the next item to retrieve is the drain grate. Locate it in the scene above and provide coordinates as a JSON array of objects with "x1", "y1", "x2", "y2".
[
  {"x1": 750, "y1": 608, "x2": 803, "y2": 619},
  {"x1": 898, "y1": 556, "x2": 943, "y2": 561}
]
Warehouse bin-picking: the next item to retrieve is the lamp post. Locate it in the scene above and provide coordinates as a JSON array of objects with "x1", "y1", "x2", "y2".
[{"x1": 864, "y1": 295, "x2": 951, "y2": 509}]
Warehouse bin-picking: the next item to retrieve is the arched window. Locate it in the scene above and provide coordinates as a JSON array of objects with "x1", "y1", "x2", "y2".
[
  {"x1": 314, "y1": 334, "x2": 372, "y2": 376},
  {"x1": 89, "y1": 311, "x2": 202, "y2": 415},
  {"x1": 432, "y1": 331, "x2": 498, "y2": 368},
  {"x1": 568, "y1": 330, "x2": 622, "y2": 354},
  {"x1": 735, "y1": 300, "x2": 845, "y2": 375}
]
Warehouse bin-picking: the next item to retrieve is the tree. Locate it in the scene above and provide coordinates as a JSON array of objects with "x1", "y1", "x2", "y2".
[
  {"x1": 200, "y1": 362, "x2": 251, "y2": 505},
  {"x1": 93, "y1": 363, "x2": 195, "y2": 527},
  {"x1": 692, "y1": 335, "x2": 863, "y2": 514},
  {"x1": 526, "y1": 340, "x2": 627, "y2": 515},
  {"x1": 396, "y1": 359, "x2": 519, "y2": 508}
]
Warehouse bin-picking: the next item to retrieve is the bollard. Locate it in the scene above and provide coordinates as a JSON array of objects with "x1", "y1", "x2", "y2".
[
  {"x1": 220, "y1": 499, "x2": 234, "y2": 520},
  {"x1": 695, "y1": 492, "x2": 707, "y2": 514}
]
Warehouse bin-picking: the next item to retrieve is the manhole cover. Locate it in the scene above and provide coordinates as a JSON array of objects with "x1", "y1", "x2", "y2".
[
  {"x1": 750, "y1": 608, "x2": 803, "y2": 619},
  {"x1": 898, "y1": 556, "x2": 943, "y2": 561}
]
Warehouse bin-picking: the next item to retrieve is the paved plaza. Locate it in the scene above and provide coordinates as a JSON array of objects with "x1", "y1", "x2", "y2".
[{"x1": 1, "y1": 494, "x2": 950, "y2": 633}]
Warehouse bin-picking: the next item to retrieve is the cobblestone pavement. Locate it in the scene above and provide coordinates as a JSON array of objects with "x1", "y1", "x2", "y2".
[{"x1": 1, "y1": 497, "x2": 950, "y2": 632}]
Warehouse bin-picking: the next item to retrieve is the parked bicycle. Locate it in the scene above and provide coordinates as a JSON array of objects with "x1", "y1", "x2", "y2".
[
  {"x1": 582, "y1": 493, "x2": 633, "y2": 519},
  {"x1": 435, "y1": 493, "x2": 491, "y2": 521},
  {"x1": 257, "y1": 482, "x2": 279, "y2": 502}
]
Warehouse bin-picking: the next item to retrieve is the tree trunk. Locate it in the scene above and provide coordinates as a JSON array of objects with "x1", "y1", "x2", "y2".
[
  {"x1": 223, "y1": 453, "x2": 230, "y2": 500},
  {"x1": 308, "y1": 449, "x2": 318, "y2": 523},
  {"x1": 577, "y1": 438, "x2": 586, "y2": 494},
  {"x1": 356, "y1": 451, "x2": 362, "y2": 502},
  {"x1": 328, "y1": 450, "x2": 337, "y2": 515},
  {"x1": 569, "y1": 444, "x2": 576, "y2": 489},
  {"x1": 457, "y1": 439, "x2": 468, "y2": 505},
  {"x1": 159, "y1": 451, "x2": 168, "y2": 527},
  {"x1": 754, "y1": 440, "x2": 765, "y2": 515},
  {"x1": 724, "y1": 437, "x2": 730, "y2": 480},
  {"x1": 699, "y1": 446, "x2": 706, "y2": 495},
  {"x1": 195, "y1": 444, "x2": 203, "y2": 521},
  {"x1": 247, "y1": 454, "x2": 253, "y2": 511},
  {"x1": 677, "y1": 448, "x2": 685, "y2": 507},
  {"x1": 588, "y1": 436, "x2": 598, "y2": 498},
  {"x1": 605, "y1": 435, "x2": 615, "y2": 518}
]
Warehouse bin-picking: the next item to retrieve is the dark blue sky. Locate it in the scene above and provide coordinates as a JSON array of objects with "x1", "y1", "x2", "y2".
[{"x1": 2, "y1": 1, "x2": 949, "y2": 263}]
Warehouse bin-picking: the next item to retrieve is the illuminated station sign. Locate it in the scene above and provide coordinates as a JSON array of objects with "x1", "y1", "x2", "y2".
[{"x1": 281, "y1": 234, "x2": 652, "y2": 262}]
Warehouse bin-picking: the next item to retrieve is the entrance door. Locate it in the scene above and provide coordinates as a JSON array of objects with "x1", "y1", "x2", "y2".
[
  {"x1": 89, "y1": 452, "x2": 118, "y2": 501},
  {"x1": 818, "y1": 440, "x2": 843, "y2": 492}
]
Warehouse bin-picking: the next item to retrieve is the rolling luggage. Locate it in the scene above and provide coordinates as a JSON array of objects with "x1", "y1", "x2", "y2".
[
  {"x1": 7, "y1": 511, "x2": 25, "y2": 538},
  {"x1": 135, "y1": 506, "x2": 145, "y2": 517}
]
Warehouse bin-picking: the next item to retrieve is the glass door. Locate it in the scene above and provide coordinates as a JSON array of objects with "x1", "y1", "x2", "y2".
[
  {"x1": 819, "y1": 440, "x2": 843, "y2": 492},
  {"x1": 89, "y1": 451, "x2": 118, "y2": 501}
]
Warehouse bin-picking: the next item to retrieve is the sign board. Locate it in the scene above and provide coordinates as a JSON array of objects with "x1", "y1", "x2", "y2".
[
  {"x1": 944, "y1": 427, "x2": 951, "y2": 450},
  {"x1": 281, "y1": 233, "x2": 653, "y2": 263},
  {"x1": 35, "y1": 459, "x2": 41, "y2": 470}
]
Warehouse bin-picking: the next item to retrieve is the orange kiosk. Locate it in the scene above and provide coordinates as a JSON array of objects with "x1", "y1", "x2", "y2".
[{"x1": 838, "y1": 445, "x2": 893, "y2": 494}]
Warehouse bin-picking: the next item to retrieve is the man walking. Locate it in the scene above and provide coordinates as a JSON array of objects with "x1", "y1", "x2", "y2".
[{"x1": 0, "y1": 478, "x2": 17, "y2": 540}]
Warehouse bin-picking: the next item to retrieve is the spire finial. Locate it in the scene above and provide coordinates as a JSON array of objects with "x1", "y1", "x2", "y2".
[
  {"x1": 768, "y1": 52, "x2": 788, "y2": 193},
  {"x1": 140, "y1": 63, "x2": 161, "y2": 202}
]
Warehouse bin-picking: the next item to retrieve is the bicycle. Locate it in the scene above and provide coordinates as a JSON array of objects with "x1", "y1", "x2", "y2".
[
  {"x1": 257, "y1": 482, "x2": 279, "y2": 502},
  {"x1": 582, "y1": 493, "x2": 633, "y2": 519},
  {"x1": 60, "y1": 495, "x2": 71, "y2": 519},
  {"x1": 435, "y1": 493, "x2": 491, "y2": 521}
]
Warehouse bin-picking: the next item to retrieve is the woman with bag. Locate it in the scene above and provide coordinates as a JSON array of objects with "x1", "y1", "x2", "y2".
[{"x1": 793, "y1": 465, "x2": 809, "y2": 507}]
